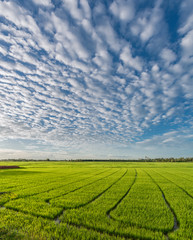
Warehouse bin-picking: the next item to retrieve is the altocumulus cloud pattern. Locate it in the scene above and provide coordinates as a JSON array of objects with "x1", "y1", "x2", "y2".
[{"x1": 0, "y1": 0, "x2": 193, "y2": 159}]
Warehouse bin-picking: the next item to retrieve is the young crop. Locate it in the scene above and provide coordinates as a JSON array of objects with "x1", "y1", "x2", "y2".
[{"x1": 0, "y1": 161, "x2": 193, "y2": 240}]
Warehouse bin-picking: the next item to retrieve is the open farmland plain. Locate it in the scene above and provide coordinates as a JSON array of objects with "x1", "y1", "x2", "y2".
[{"x1": 0, "y1": 161, "x2": 193, "y2": 240}]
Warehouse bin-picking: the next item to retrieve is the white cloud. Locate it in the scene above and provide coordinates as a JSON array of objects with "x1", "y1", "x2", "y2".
[
  {"x1": 0, "y1": 0, "x2": 192, "y2": 159},
  {"x1": 0, "y1": 2, "x2": 39, "y2": 34},
  {"x1": 160, "y1": 48, "x2": 177, "y2": 63},
  {"x1": 110, "y1": 0, "x2": 135, "y2": 22},
  {"x1": 51, "y1": 12, "x2": 90, "y2": 62},
  {"x1": 0, "y1": 1, "x2": 55, "y2": 56},
  {"x1": 80, "y1": 0, "x2": 91, "y2": 20},
  {"x1": 180, "y1": 73, "x2": 193, "y2": 99},
  {"x1": 178, "y1": 0, "x2": 193, "y2": 34},
  {"x1": 120, "y1": 46, "x2": 143, "y2": 71},
  {"x1": 96, "y1": 20, "x2": 121, "y2": 52},
  {"x1": 62, "y1": 0, "x2": 84, "y2": 22},
  {"x1": 181, "y1": 30, "x2": 193, "y2": 57},
  {"x1": 0, "y1": 45, "x2": 7, "y2": 55},
  {"x1": 130, "y1": 0, "x2": 163, "y2": 42},
  {"x1": 32, "y1": 0, "x2": 53, "y2": 7},
  {"x1": 179, "y1": 13, "x2": 193, "y2": 35},
  {"x1": 133, "y1": 128, "x2": 193, "y2": 158}
]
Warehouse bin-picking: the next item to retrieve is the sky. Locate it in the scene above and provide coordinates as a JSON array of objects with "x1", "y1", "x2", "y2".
[{"x1": 0, "y1": 0, "x2": 193, "y2": 160}]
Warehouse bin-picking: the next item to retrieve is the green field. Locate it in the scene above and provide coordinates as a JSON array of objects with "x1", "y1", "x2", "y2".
[{"x1": 0, "y1": 161, "x2": 193, "y2": 240}]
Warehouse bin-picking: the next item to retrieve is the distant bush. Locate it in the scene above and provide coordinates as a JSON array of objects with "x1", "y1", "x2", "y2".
[
  {"x1": 138, "y1": 157, "x2": 193, "y2": 162},
  {"x1": 0, "y1": 166, "x2": 20, "y2": 169}
]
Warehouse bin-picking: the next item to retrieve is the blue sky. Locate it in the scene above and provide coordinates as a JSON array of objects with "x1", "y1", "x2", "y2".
[{"x1": 0, "y1": 0, "x2": 193, "y2": 160}]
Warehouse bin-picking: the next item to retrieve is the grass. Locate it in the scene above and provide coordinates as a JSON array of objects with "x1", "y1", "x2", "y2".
[{"x1": 0, "y1": 161, "x2": 193, "y2": 239}]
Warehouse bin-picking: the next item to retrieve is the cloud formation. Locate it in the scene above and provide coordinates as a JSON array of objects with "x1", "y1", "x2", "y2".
[{"x1": 0, "y1": 0, "x2": 193, "y2": 159}]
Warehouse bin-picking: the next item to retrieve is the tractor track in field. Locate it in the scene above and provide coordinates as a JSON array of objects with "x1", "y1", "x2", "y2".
[
  {"x1": 53, "y1": 169, "x2": 128, "y2": 222},
  {"x1": 2, "y1": 169, "x2": 112, "y2": 213},
  {"x1": 8, "y1": 168, "x2": 111, "y2": 202},
  {"x1": 0, "y1": 184, "x2": 23, "y2": 193},
  {"x1": 3, "y1": 198, "x2": 158, "y2": 240},
  {"x1": 0, "y1": 192, "x2": 10, "y2": 195},
  {"x1": 159, "y1": 170, "x2": 193, "y2": 183},
  {"x1": 13, "y1": 169, "x2": 103, "y2": 194},
  {"x1": 106, "y1": 169, "x2": 176, "y2": 236},
  {"x1": 153, "y1": 170, "x2": 193, "y2": 200},
  {"x1": 44, "y1": 168, "x2": 111, "y2": 200},
  {"x1": 62, "y1": 220, "x2": 158, "y2": 240},
  {"x1": 106, "y1": 169, "x2": 137, "y2": 219},
  {"x1": 2, "y1": 168, "x2": 167, "y2": 240},
  {"x1": 0, "y1": 170, "x2": 86, "y2": 198},
  {"x1": 71, "y1": 169, "x2": 128, "y2": 209},
  {"x1": 46, "y1": 168, "x2": 118, "y2": 203},
  {"x1": 4, "y1": 169, "x2": 121, "y2": 219},
  {"x1": 144, "y1": 170, "x2": 179, "y2": 239},
  {"x1": 24, "y1": 168, "x2": 107, "y2": 191},
  {"x1": 1, "y1": 205, "x2": 152, "y2": 240},
  {"x1": 171, "y1": 170, "x2": 193, "y2": 179},
  {"x1": 54, "y1": 169, "x2": 165, "y2": 240}
]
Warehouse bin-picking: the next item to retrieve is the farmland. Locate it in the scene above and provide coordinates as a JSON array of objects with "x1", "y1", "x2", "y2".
[{"x1": 0, "y1": 161, "x2": 193, "y2": 240}]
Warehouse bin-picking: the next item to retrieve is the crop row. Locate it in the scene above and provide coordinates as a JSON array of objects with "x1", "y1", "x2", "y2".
[
  {"x1": 110, "y1": 169, "x2": 174, "y2": 232},
  {"x1": 0, "y1": 208, "x2": 126, "y2": 240},
  {"x1": 1, "y1": 162, "x2": 193, "y2": 240},
  {"x1": 0, "y1": 167, "x2": 109, "y2": 207},
  {"x1": 59, "y1": 168, "x2": 166, "y2": 240},
  {"x1": 4, "y1": 168, "x2": 120, "y2": 218},
  {"x1": 149, "y1": 169, "x2": 193, "y2": 239},
  {"x1": 0, "y1": 167, "x2": 102, "y2": 194}
]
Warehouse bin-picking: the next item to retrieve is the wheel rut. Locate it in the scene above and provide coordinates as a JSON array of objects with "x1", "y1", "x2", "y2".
[
  {"x1": 2, "y1": 169, "x2": 168, "y2": 240},
  {"x1": 61, "y1": 220, "x2": 155, "y2": 240},
  {"x1": 8, "y1": 168, "x2": 110, "y2": 202},
  {"x1": 46, "y1": 169, "x2": 120, "y2": 203},
  {"x1": 2, "y1": 205, "x2": 149, "y2": 240},
  {"x1": 0, "y1": 192, "x2": 10, "y2": 195},
  {"x1": 10, "y1": 170, "x2": 86, "y2": 192},
  {"x1": 159, "y1": 170, "x2": 193, "y2": 183},
  {"x1": 106, "y1": 169, "x2": 137, "y2": 218},
  {"x1": 144, "y1": 170, "x2": 179, "y2": 239},
  {"x1": 4, "y1": 169, "x2": 122, "y2": 220},
  {"x1": 53, "y1": 169, "x2": 128, "y2": 222},
  {"x1": 153, "y1": 170, "x2": 193, "y2": 200},
  {"x1": 107, "y1": 169, "x2": 177, "y2": 236}
]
